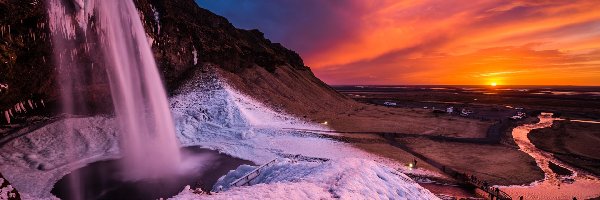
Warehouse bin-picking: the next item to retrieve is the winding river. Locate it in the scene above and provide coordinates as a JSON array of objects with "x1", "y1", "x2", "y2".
[{"x1": 501, "y1": 113, "x2": 600, "y2": 199}]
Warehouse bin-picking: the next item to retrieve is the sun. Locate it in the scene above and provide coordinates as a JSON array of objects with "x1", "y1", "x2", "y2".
[{"x1": 490, "y1": 82, "x2": 497, "y2": 87}]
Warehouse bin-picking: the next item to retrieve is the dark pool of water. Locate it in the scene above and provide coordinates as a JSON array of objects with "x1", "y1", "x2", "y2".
[{"x1": 51, "y1": 146, "x2": 253, "y2": 200}]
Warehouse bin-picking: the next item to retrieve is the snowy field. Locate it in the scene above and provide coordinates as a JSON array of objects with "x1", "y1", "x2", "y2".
[
  {"x1": 172, "y1": 158, "x2": 438, "y2": 199},
  {"x1": 0, "y1": 72, "x2": 439, "y2": 199}
]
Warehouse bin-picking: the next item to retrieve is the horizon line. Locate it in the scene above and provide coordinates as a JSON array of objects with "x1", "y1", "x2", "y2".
[{"x1": 328, "y1": 84, "x2": 600, "y2": 87}]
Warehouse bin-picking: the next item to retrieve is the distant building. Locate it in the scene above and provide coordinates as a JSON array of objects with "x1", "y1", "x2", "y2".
[
  {"x1": 383, "y1": 102, "x2": 397, "y2": 106},
  {"x1": 510, "y1": 112, "x2": 526, "y2": 120},
  {"x1": 461, "y1": 108, "x2": 473, "y2": 116},
  {"x1": 446, "y1": 107, "x2": 454, "y2": 113}
]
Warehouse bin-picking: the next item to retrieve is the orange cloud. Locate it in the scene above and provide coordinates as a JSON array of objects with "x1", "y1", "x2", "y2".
[
  {"x1": 316, "y1": 44, "x2": 600, "y2": 85},
  {"x1": 308, "y1": 0, "x2": 600, "y2": 85}
]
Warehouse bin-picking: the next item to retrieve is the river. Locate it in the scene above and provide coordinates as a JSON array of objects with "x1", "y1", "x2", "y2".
[{"x1": 501, "y1": 113, "x2": 600, "y2": 199}]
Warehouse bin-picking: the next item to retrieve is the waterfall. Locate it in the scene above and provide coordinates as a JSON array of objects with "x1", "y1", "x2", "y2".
[
  {"x1": 96, "y1": 0, "x2": 182, "y2": 179},
  {"x1": 47, "y1": 0, "x2": 181, "y2": 181}
]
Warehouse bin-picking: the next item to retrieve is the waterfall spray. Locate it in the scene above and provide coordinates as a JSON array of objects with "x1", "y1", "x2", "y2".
[
  {"x1": 95, "y1": 0, "x2": 181, "y2": 179},
  {"x1": 47, "y1": 0, "x2": 181, "y2": 184}
]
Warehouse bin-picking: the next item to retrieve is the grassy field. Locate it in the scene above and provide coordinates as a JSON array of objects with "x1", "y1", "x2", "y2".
[
  {"x1": 396, "y1": 137, "x2": 544, "y2": 185},
  {"x1": 323, "y1": 105, "x2": 493, "y2": 138},
  {"x1": 324, "y1": 104, "x2": 545, "y2": 185}
]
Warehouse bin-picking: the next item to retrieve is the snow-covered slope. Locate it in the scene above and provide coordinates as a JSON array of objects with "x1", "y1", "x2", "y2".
[
  {"x1": 0, "y1": 70, "x2": 439, "y2": 199},
  {"x1": 169, "y1": 70, "x2": 382, "y2": 164},
  {"x1": 171, "y1": 158, "x2": 438, "y2": 200},
  {"x1": 167, "y1": 70, "x2": 440, "y2": 199}
]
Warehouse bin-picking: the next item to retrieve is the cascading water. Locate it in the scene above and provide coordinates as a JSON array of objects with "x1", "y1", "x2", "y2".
[
  {"x1": 48, "y1": 0, "x2": 181, "y2": 183},
  {"x1": 95, "y1": 0, "x2": 181, "y2": 179}
]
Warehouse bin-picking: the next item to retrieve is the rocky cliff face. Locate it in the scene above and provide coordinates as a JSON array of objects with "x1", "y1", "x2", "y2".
[
  {"x1": 0, "y1": 0, "x2": 55, "y2": 113},
  {"x1": 0, "y1": 0, "x2": 346, "y2": 124},
  {"x1": 134, "y1": 0, "x2": 311, "y2": 87}
]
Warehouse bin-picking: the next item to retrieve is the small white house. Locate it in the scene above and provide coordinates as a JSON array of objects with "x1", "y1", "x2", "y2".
[
  {"x1": 460, "y1": 108, "x2": 473, "y2": 116},
  {"x1": 383, "y1": 102, "x2": 397, "y2": 106},
  {"x1": 446, "y1": 107, "x2": 454, "y2": 113}
]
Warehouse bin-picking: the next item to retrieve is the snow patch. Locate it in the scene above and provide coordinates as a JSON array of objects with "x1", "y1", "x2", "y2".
[
  {"x1": 171, "y1": 158, "x2": 439, "y2": 200},
  {"x1": 0, "y1": 178, "x2": 18, "y2": 199},
  {"x1": 169, "y1": 72, "x2": 384, "y2": 164},
  {"x1": 223, "y1": 84, "x2": 328, "y2": 131},
  {"x1": 0, "y1": 116, "x2": 119, "y2": 198},
  {"x1": 169, "y1": 72, "x2": 439, "y2": 178}
]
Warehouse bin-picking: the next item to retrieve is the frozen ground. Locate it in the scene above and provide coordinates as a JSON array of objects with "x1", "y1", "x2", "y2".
[
  {"x1": 171, "y1": 158, "x2": 438, "y2": 200},
  {"x1": 170, "y1": 72, "x2": 387, "y2": 164},
  {"x1": 0, "y1": 71, "x2": 439, "y2": 199},
  {"x1": 0, "y1": 116, "x2": 120, "y2": 199}
]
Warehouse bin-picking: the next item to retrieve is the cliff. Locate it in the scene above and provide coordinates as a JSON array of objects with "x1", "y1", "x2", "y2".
[{"x1": 0, "y1": 0, "x2": 347, "y2": 123}]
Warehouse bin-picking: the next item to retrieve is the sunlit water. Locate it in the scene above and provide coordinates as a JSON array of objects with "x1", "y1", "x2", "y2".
[{"x1": 501, "y1": 113, "x2": 600, "y2": 199}]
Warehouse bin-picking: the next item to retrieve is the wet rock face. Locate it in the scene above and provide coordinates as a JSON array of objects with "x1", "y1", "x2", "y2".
[{"x1": 0, "y1": 0, "x2": 310, "y2": 115}]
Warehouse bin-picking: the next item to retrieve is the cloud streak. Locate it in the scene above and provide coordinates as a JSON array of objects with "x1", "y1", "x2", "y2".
[{"x1": 197, "y1": 0, "x2": 600, "y2": 85}]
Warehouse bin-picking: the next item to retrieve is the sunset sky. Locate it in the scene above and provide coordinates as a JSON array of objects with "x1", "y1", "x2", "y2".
[{"x1": 196, "y1": 0, "x2": 600, "y2": 86}]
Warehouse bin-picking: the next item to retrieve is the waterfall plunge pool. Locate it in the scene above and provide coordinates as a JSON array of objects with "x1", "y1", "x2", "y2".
[{"x1": 51, "y1": 146, "x2": 253, "y2": 200}]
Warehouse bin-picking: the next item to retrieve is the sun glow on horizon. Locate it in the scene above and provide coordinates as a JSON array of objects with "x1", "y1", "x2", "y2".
[{"x1": 491, "y1": 82, "x2": 497, "y2": 87}]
